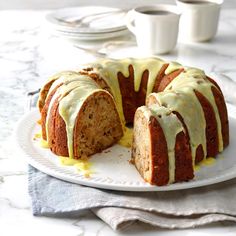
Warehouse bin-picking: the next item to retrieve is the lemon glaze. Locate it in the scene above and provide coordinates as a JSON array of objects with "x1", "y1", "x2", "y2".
[
  {"x1": 37, "y1": 70, "x2": 77, "y2": 111},
  {"x1": 165, "y1": 68, "x2": 223, "y2": 152},
  {"x1": 140, "y1": 105, "x2": 184, "y2": 184},
  {"x1": 58, "y1": 76, "x2": 102, "y2": 158},
  {"x1": 39, "y1": 139, "x2": 49, "y2": 149},
  {"x1": 33, "y1": 132, "x2": 41, "y2": 140},
  {"x1": 59, "y1": 156, "x2": 93, "y2": 177},
  {"x1": 164, "y1": 61, "x2": 182, "y2": 75},
  {"x1": 194, "y1": 157, "x2": 216, "y2": 172},
  {"x1": 45, "y1": 75, "x2": 96, "y2": 149},
  {"x1": 118, "y1": 127, "x2": 133, "y2": 148},
  {"x1": 33, "y1": 132, "x2": 49, "y2": 149}
]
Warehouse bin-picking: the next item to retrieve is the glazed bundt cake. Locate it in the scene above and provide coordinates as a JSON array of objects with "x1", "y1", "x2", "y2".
[{"x1": 38, "y1": 57, "x2": 229, "y2": 186}]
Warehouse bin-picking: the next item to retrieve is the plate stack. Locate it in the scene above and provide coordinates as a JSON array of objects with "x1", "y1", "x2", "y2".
[{"x1": 46, "y1": 6, "x2": 129, "y2": 41}]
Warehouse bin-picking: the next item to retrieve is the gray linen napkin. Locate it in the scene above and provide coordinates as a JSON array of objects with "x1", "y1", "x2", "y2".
[
  {"x1": 28, "y1": 73, "x2": 236, "y2": 230},
  {"x1": 28, "y1": 166, "x2": 236, "y2": 230}
]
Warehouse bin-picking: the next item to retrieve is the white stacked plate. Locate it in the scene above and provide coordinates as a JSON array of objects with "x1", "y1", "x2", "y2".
[{"x1": 46, "y1": 6, "x2": 129, "y2": 41}]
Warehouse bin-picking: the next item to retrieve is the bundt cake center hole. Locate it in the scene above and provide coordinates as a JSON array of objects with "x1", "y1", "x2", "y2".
[{"x1": 125, "y1": 122, "x2": 133, "y2": 129}]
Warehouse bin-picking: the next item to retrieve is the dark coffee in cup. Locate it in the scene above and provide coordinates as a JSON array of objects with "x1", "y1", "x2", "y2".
[
  {"x1": 126, "y1": 4, "x2": 181, "y2": 54},
  {"x1": 176, "y1": 0, "x2": 222, "y2": 42},
  {"x1": 140, "y1": 10, "x2": 175, "y2": 15},
  {"x1": 179, "y1": 0, "x2": 213, "y2": 4}
]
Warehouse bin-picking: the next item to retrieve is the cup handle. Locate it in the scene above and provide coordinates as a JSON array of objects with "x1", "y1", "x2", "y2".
[{"x1": 126, "y1": 10, "x2": 136, "y2": 35}]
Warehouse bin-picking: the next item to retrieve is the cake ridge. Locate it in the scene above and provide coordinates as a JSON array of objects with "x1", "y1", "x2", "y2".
[
  {"x1": 149, "y1": 105, "x2": 185, "y2": 184},
  {"x1": 164, "y1": 68, "x2": 223, "y2": 152}
]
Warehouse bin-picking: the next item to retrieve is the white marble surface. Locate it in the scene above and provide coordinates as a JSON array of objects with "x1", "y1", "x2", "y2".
[{"x1": 1, "y1": 1, "x2": 236, "y2": 235}]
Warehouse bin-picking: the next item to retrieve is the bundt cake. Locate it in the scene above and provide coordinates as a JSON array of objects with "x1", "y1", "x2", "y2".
[{"x1": 37, "y1": 57, "x2": 229, "y2": 186}]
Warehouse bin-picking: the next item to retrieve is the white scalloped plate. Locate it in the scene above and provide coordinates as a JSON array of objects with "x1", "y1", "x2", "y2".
[
  {"x1": 16, "y1": 104, "x2": 236, "y2": 191},
  {"x1": 46, "y1": 6, "x2": 127, "y2": 34}
]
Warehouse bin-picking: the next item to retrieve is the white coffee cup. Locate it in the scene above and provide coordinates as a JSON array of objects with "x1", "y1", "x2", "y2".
[
  {"x1": 176, "y1": 0, "x2": 223, "y2": 42},
  {"x1": 126, "y1": 5, "x2": 181, "y2": 54}
]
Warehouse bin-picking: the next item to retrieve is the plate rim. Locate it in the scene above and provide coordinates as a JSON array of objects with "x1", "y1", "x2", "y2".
[
  {"x1": 52, "y1": 28, "x2": 129, "y2": 41},
  {"x1": 15, "y1": 104, "x2": 236, "y2": 192}
]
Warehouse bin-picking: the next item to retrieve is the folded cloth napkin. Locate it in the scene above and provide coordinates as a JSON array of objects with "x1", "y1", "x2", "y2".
[
  {"x1": 29, "y1": 166, "x2": 236, "y2": 230},
  {"x1": 28, "y1": 73, "x2": 236, "y2": 231}
]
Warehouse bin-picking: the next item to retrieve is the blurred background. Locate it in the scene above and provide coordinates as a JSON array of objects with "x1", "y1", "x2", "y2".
[{"x1": 1, "y1": 0, "x2": 235, "y2": 9}]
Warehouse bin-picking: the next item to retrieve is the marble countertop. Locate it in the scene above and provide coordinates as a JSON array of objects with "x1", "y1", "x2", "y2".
[{"x1": 1, "y1": 2, "x2": 236, "y2": 235}]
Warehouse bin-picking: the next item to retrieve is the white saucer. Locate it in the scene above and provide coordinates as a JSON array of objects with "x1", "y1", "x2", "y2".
[
  {"x1": 53, "y1": 28, "x2": 129, "y2": 41},
  {"x1": 46, "y1": 6, "x2": 127, "y2": 35}
]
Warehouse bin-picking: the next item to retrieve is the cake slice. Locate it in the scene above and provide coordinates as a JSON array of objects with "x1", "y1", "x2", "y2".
[
  {"x1": 44, "y1": 74, "x2": 123, "y2": 159},
  {"x1": 132, "y1": 105, "x2": 193, "y2": 186}
]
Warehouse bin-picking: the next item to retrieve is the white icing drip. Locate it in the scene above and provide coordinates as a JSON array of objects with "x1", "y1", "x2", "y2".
[
  {"x1": 131, "y1": 58, "x2": 165, "y2": 94},
  {"x1": 165, "y1": 68, "x2": 223, "y2": 152},
  {"x1": 149, "y1": 106, "x2": 184, "y2": 184},
  {"x1": 94, "y1": 60, "x2": 126, "y2": 126},
  {"x1": 148, "y1": 89, "x2": 207, "y2": 163},
  {"x1": 140, "y1": 105, "x2": 184, "y2": 184},
  {"x1": 45, "y1": 79, "x2": 84, "y2": 142},
  {"x1": 45, "y1": 74, "x2": 98, "y2": 143},
  {"x1": 86, "y1": 57, "x2": 165, "y2": 127},
  {"x1": 165, "y1": 61, "x2": 182, "y2": 75},
  {"x1": 38, "y1": 71, "x2": 78, "y2": 110},
  {"x1": 47, "y1": 72, "x2": 80, "y2": 97},
  {"x1": 58, "y1": 76, "x2": 102, "y2": 158}
]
